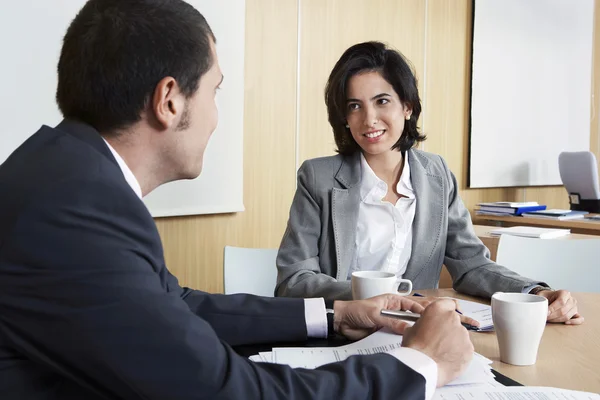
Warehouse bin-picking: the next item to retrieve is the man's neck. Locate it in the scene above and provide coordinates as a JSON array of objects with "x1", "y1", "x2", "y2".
[{"x1": 102, "y1": 134, "x2": 164, "y2": 197}]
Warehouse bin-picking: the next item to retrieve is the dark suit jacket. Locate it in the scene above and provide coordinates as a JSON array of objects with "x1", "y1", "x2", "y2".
[{"x1": 0, "y1": 120, "x2": 425, "y2": 399}]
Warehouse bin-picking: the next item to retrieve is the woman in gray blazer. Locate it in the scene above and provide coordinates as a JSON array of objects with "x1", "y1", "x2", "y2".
[{"x1": 276, "y1": 41, "x2": 582, "y2": 325}]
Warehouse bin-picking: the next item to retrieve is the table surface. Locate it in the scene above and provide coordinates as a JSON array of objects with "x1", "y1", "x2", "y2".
[
  {"x1": 418, "y1": 289, "x2": 600, "y2": 393},
  {"x1": 235, "y1": 290, "x2": 599, "y2": 393}
]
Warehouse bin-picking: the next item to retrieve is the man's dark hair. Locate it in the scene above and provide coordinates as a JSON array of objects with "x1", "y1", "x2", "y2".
[
  {"x1": 56, "y1": 0, "x2": 215, "y2": 134},
  {"x1": 325, "y1": 41, "x2": 426, "y2": 155}
]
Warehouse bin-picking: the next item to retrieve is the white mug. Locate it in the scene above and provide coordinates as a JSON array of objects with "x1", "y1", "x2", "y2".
[
  {"x1": 351, "y1": 271, "x2": 412, "y2": 300},
  {"x1": 491, "y1": 292, "x2": 548, "y2": 366}
]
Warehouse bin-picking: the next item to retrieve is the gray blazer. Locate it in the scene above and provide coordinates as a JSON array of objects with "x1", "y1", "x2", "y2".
[{"x1": 275, "y1": 149, "x2": 546, "y2": 300}]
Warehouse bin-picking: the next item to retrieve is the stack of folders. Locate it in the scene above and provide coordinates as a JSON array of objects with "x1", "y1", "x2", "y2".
[
  {"x1": 521, "y1": 209, "x2": 589, "y2": 220},
  {"x1": 475, "y1": 201, "x2": 547, "y2": 216},
  {"x1": 490, "y1": 226, "x2": 571, "y2": 239}
]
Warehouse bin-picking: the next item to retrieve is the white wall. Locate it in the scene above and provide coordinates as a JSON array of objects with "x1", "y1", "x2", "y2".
[
  {"x1": 0, "y1": 0, "x2": 245, "y2": 217},
  {"x1": 469, "y1": 0, "x2": 595, "y2": 188}
]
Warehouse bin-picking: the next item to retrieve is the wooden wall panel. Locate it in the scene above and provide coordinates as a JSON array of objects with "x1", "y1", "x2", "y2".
[
  {"x1": 298, "y1": 0, "x2": 427, "y2": 162},
  {"x1": 423, "y1": 0, "x2": 520, "y2": 210},
  {"x1": 155, "y1": 0, "x2": 298, "y2": 293}
]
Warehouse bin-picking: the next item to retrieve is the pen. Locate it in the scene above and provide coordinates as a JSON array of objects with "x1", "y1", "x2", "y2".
[
  {"x1": 413, "y1": 292, "x2": 464, "y2": 315},
  {"x1": 380, "y1": 309, "x2": 480, "y2": 331}
]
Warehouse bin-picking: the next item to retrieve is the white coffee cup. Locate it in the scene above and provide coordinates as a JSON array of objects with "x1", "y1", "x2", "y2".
[
  {"x1": 351, "y1": 271, "x2": 412, "y2": 300},
  {"x1": 491, "y1": 292, "x2": 548, "y2": 366}
]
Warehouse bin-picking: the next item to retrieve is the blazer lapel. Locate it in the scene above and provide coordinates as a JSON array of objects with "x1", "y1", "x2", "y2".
[
  {"x1": 332, "y1": 154, "x2": 361, "y2": 281},
  {"x1": 403, "y1": 150, "x2": 445, "y2": 282}
]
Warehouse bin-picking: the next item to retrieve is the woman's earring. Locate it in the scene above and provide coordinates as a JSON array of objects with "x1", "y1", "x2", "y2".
[
  {"x1": 345, "y1": 124, "x2": 350, "y2": 128},
  {"x1": 405, "y1": 115, "x2": 411, "y2": 121}
]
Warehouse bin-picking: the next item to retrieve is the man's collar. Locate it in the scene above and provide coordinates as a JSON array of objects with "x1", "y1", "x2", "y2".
[{"x1": 102, "y1": 138, "x2": 143, "y2": 199}]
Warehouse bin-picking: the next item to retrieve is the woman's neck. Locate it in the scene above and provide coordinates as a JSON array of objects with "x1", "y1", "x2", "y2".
[{"x1": 363, "y1": 150, "x2": 404, "y2": 187}]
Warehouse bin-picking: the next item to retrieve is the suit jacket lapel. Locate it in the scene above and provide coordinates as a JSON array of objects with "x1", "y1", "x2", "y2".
[
  {"x1": 332, "y1": 153, "x2": 361, "y2": 281},
  {"x1": 403, "y1": 150, "x2": 445, "y2": 282}
]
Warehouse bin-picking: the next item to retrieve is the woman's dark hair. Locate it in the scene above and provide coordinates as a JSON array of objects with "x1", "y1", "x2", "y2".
[
  {"x1": 325, "y1": 41, "x2": 426, "y2": 155},
  {"x1": 56, "y1": 0, "x2": 215, "y2": 134}
]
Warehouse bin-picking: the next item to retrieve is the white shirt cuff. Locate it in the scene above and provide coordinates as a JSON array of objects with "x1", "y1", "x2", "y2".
[
  {"x1": 304, "y1": 298, "x2": 328, "y2": 338},
  {"x1": 388, "y1": 347, "x2": 438, "y2": 400}
]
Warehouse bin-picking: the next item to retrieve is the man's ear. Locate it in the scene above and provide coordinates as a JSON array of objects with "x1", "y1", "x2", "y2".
[{"x1": 151, "y1": 77, "x2": 185, "y2": 129}]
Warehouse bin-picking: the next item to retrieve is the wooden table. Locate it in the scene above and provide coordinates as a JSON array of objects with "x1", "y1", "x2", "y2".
[
  {"x1": 472, "y1": 224, "x2": 599, "y2": 261},
  {"x1": 473, "y1": 214, "x2": 600, "y2": 235},
  {"x1": 419, "y1": 289, "x2": 600, "y2": 393}
]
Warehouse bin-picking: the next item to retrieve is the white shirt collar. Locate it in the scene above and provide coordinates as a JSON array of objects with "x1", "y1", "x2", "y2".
[
  {"x1": 102, "y1": 138, "x2": 143, "y2": 199},
  {"x1": 359, "y1": 152, "x2": 414, "y2": 202}
]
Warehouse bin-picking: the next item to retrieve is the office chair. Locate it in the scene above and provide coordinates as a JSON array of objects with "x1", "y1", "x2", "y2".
[
  {"x1": 223, "y1": 246, "x2": 278, "y2": 296},
  {"x1": 558, "y1": 151, "x2": 600, "y2": 213},
  {"x1": 496, "y1": 234, "x2": 600, "y2": 293}
]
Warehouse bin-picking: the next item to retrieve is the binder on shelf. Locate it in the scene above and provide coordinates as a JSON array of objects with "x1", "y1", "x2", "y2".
[
  {"x1": 521, "y1": 209, "x2": 588, "y2": 220},
  {"x1": 478, "y1": 205, "x2": 547, "y2": 215},
  {"x1": 477, "y1": 202, "x2": 539, "y2": 208}
]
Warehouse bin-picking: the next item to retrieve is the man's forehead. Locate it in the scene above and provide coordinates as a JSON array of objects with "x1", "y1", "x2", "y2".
[{"x1": 209, "y1": 41, "x2": 222, "y2": 76}]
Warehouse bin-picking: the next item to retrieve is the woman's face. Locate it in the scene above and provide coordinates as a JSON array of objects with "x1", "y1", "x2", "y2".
[{"x1": 345, "y1": 71, "x2": 411, "y2": 156}]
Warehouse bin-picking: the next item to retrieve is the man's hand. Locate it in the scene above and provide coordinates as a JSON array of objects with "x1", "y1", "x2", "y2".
[
  {"x1": 332, "y1": 294, "x2": 425, "y2": 340},
  {"x1": 402, "y1": 299, "x2": 474, "y2": 387},
  {"x1": 537, "y1": 289, "x2": 584, "y2": 325}
]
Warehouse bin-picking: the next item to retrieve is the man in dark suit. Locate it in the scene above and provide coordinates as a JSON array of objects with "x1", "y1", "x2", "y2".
[{"x1": 0, "y1": 1, "x2": 473, "y2": 399}]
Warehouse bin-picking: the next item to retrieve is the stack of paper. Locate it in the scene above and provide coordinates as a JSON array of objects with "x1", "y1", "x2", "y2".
[
  {"x1": 490, "y1": 226, "x2": 571, "y2": 239},
  {"x1": 476, "y1": 202, "x2": 547, "y2": 216},
  {"x1": 250, "y1": 329, "x2": 499, "y2": 388},
  {"x1": 455, "y1": 298, "x2": 494, "y2": 332},
  {"x1": 433, "y1": 386, "x2": 600, "y2": 399}
]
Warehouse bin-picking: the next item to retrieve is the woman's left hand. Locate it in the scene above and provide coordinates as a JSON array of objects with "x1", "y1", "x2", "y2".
[{"x1": 537, "y1": 289, "x2": 584, "y2": 325}]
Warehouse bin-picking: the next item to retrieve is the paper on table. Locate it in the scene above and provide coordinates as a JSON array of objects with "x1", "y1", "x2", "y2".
[
  {"x1": 271, "y1": 329, "x2": 403, "y2": 369},
  {"x1": 473, "y1": 351, "x2": 493, "y2": 365},
  {"x1": 445, "y1": 358, "x2": 495, "y2": 386},
  {"x1": 433, "y1": 386, "x2": 600, "y2": 400},
  {"x1": 455, "y1": 298, "x2": 494, "y2": 331},
  {"x1": 270, "y1": 329, "x2": 495, "y2": 386}
]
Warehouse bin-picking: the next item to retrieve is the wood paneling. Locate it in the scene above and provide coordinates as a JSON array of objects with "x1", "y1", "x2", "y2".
[
  {"x1": 297, "y1": 0, "x2": 427, "y2": 162},
  {"x1": 155, "y1": 0, "x2": 299, "y2": 293},
  {"x1": 423, "y1": 0, "x2": 520, "y2": 210}
]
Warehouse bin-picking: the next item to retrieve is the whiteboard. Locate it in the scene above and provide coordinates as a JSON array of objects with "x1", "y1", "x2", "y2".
[
  {"x1": 469, "y1": 0, "x2": 594, "y2": 188},
  {"x1": 0, "y1": 0, "x2": 245, "y2": 217}
]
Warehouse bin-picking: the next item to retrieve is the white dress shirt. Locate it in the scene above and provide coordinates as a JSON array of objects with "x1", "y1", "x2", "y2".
[
  {"x1": 349, "y1": 152, "x2": 416, "y2": 287},
  {"x1": 103, "y1": 139, "x2": 436, "y2": 396}
]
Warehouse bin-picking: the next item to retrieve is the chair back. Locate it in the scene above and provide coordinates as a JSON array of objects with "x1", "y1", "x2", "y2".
[
  {"x1": 223, "y1": 246, "x2": 278, "y2": 296},
  {"x1": 559, "y1": 151, "x2": 600, "y2": 201},
  {"x1": 496, "y1": 235, "x2": 600, "y2": 293}
]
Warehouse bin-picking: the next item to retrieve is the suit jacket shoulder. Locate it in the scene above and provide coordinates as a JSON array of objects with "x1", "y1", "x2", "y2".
[{"x1": 408, "y1": 148, "x2": 449, "y2": 178}]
